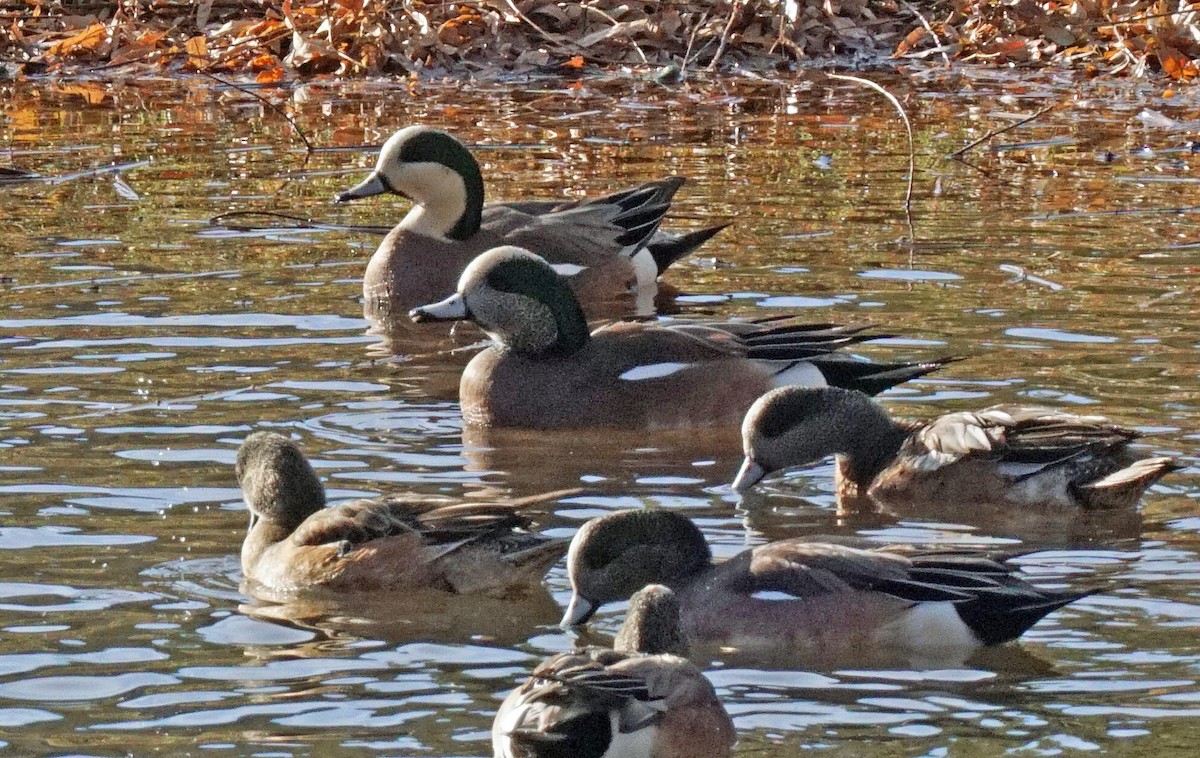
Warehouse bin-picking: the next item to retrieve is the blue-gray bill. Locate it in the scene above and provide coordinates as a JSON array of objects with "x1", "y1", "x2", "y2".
[
  {"x1": 334, "y1": 173, "x2": 386, "y2": 203},
  {"x1": 559, "y1": 593, "x2": 595, "y2": 629},
  {"x1": 731, "y1": 456, "x2": 766, "y2": 493},
  {"x1": 409, "y1": 293, "x2": 469, "y2": 324}
]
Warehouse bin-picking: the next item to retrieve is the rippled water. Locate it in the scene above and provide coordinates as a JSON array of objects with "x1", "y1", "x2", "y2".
[{"x1": 1, "y1": 72, "x2": 1199, "y2": 755}]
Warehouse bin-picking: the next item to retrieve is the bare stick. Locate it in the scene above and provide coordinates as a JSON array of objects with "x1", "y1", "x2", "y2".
[
  {"x1": 581, "y1": 2, "x2": 647, "y2": 63},
  {"x1": 826, "y1": 72, "x2": 916, "y2": 230},
  {"x1": 505, "y1": 0, "x2": 571, "y2": 53},
  {"x1": 208, "y1": 209, "x2": 391, "y2": 234},
  {"x1": 948, "y1": 104, "x2": 1056, "y2": 158},
  {"x1": 898, "y1": 0, "x2": 950, "y2": 67},
  {"x1": 707, "y1": 0, "x2": 741, "y2": 71},
  {"x1": 679, "y1": 10, "x2": 708, "y2": 80}
]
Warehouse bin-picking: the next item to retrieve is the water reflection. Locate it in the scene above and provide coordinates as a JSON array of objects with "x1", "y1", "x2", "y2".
[{"x1": 0, "y1": 75, "x2": 1198, "y2": 755}]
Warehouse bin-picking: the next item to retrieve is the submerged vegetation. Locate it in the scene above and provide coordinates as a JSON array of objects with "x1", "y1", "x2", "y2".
[{"x1": 1, "y1": 0, "x2": 1197, "y2": 81}]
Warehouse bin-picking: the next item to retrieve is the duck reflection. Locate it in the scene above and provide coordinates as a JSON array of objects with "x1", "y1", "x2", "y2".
[
  {"x1": 462, "y1": 424, "x2": 743, "y2": 495},
  {"x1": 238, "y1": 585, "x2": 564, "y2": 648}
]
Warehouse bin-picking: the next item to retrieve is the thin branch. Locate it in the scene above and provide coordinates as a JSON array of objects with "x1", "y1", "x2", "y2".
[
  {"x1": 504, "y1": 0, "x2": 570, "y2": 53},
  {"x1": 581, "y1": 1, "x2": 647, "y2": 64},
  {"x1": 208, "y1": 210, "x2": 391, "y2": 234},
  {"x1": 679, "y1": 10, "x2": 709, "y2": 81},
  {"x1": 707, "y1": 0, "x2": 741, "y2": 71},
  {"x1": 898, "y1": 0, "x2": 951, "y2": 67},
  {"x1": 194, "y1": 70, "x2": 313, "y2": 153},
  {"x1": 947, "y1": 104, "x2": 1056, "y2": 158},
  {"x1": 826, "y1": 72, "x2": 916, "y2": 235}
]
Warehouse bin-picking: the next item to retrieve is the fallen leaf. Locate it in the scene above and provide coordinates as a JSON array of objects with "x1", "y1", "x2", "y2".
[
  {"x1": 46, "y1": 22, "x2": 107, "y2": 56},
  {"x1": 256, "y1": 65, "x2": 285, "y2": 83},
  {"x1": 184, "y1": 35, "x2": 208, "y2": 68},
  {"x1": 1158, "y1": 43, "x2": 1198, "y2": 81},
  {"x1": 562, "y1": 54, "x2": 585, "y2": 68}
]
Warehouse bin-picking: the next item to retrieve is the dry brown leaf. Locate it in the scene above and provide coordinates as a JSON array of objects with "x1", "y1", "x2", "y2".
[
  {"x1": 1158, "y1": 43, "x2": 1198, "y2": 80},
  {"x1": 893, "y1": 25, "x2": 928, "y2": 56},
  {"x1": 184, "y1": 35, "x2": 208, "y2": 67},
  {"x1": 256, "y1": 65, "x2": 285, "y2": 82},
  {"x1": 46, "y1": 22, "x2": 107, "y2": 56}
]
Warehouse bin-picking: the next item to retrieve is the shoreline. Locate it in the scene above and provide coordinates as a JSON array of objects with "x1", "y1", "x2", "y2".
[{"x1": 2, "y1": 1, "x2": 1196, "y2": 83}]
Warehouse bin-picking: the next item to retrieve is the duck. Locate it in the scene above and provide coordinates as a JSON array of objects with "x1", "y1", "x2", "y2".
[
  {"x1": 732, "y1": 386, "x2": 1179, "y2": 511},
  {"x1": 408, "y1": 246, "x2": 956, "y2": 430},
  {"x1": 335, "y1": 125, "x2": 727, "y2": 319},
  {"x1": 235, "y1": 431, "x2": 569, "y2": 596},
  {"x1": 559, "y1": 508, "x2": 1091, "y2": 665},
  {"x1": 493, "y1": 584, "x2": 735, "y2": 758}
]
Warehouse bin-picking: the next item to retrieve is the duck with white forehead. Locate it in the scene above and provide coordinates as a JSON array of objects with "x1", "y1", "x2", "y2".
[
  {"x1": 410, "y1": 246, "x2": 958, "y2": 430},
  {"x1": 336, "y1": 125, "x2": 727, "y2": 320}
]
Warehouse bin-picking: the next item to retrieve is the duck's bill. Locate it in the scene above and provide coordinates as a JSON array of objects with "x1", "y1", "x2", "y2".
[
  {"x1": 334, "y1": 173, "x2": 386, "y2": 203},
  {"x1": 559, "y1": 593, "x2": 595, "y2": 628},
  {"x1": 731, "y1": 456, "x2": 766, "y2": 493},
  {"x1": 409, "y1": 293, "x2": 468, "y2": 323}
]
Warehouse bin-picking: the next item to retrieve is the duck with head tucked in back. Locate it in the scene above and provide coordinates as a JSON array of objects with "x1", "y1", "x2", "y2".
[
  {"x1": 408, "y1": 246, "x2": 958, "y2": 430},
  {"x1": 335, "y1": 125, "x2": 728, "y2": 320},
  {"x1": 559, "y1": 509, "x2": 1092, "y2": 667},
  {"x1": 732, "y1": 386, "x2": 1179, "y2": 511},
  {"x1": 493, "y1": 584, "x2": 735, "y2": 758},
  {"x1": 235, "y1": 431, "x2": 569, "y2": 597}
]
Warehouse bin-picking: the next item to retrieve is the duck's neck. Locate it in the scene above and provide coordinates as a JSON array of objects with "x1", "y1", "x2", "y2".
[
  {"x1": 836, "y1": 411, "x2": 911, "y2": 487},
  {"x1": 241, "y1": 518, "x2": 294, "y2": 574},
  {"x1": 396, "y1": 163, "x2": 484, "y2": 241}
]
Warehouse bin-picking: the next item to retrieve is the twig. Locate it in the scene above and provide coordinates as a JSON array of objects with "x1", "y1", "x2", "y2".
[
  {"x1": 947, "y1": 104, "x2": 1056, "y2": 158},
  {"x1": 898, "y1": 0, "x2": 950, "y2": 68},
  {"x1": 679, "y1": 10, "x2": 708, "y2": 81},
  {"x1": 504, "y1": 0, "x2": 570, "y2": 53},
  {"x1": 826, "y1": 72, "x2": 916, "y2": 244},
  {"x1": 194, "y1": 70, "x2": 313, "y2": 153},
  {"x1": 208, "y1": 210, "x2": 391, "y2": 234},
  {"x1": 707, "y1": 0, "x2": 741, "y2": 71},
  {"x1": 580, "y1": 2, "x2": 647, "y2": 63}
]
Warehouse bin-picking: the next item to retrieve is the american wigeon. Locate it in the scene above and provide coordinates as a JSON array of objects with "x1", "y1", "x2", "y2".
[
  {"x1": 236, "y1": 431, "x2": 569, "y2": 596},
  {"x1": 733, "y1": 386, "x2": 1179, "y2": 511},
  {"x1": 560, "y1": 509, "x2": 1090, "y2": 664},
  {"x1": 493, "y1": 584, "x2": 734, "y2": 758},
  {"x1": 335, "y1": 125, "x2": 726, "y2": 318},
  {"x1": 409, "y1": 246, "x2": 956, "y2": 430}
]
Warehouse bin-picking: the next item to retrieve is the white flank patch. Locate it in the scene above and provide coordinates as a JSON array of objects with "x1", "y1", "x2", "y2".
[
  {"x1": 550, "y1": 263, "x2": 587, "y2": 277},
  {"x1": 751, "y1": 590, "x2": 795, "y2": 602},
  {"x1": 630, "y1": 248, "x2": 659, "y2": 290},
  {"x1": 771, "y1": 361, "x2": 828, "y2": 388},
  {"x1": 618, "y1": 362, "x2": 691, "y2": 381},
  {"x1": 892, "y1": 602, "x2": 978, "y2": 651}
]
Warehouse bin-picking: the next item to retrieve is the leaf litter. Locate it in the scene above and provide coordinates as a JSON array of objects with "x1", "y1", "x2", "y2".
[{"x1": 0, "y1": 1, "x2": 1196, "y2": 81}]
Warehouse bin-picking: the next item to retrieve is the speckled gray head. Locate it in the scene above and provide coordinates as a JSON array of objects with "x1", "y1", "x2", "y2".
[
  {"x1": 235, "y1": 431, "x2": 326, "y2": 533},
  {"x1": 733, "y1": 386, "x2": 894, "y2": 492},
  {"x1": 560, "y1": 509, "x2": 711, "y2": 629},
  {"x1": 410, "y1": 246, "x2": 590, "y2": 357},
  {"x1": 613, "y1": 583, "x2": 689, "y2": 657}
]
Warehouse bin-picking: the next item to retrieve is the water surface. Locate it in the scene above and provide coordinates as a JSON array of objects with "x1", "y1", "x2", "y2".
[{"x1": 1, "y1": 71, "x2": 1199, "y2": 755}]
